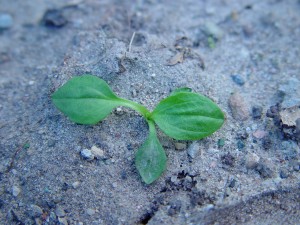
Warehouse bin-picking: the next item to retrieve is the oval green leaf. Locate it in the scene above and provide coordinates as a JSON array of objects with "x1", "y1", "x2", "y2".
[
  {"x1": 150, "y1": 92, "x2": 224, "y2": 140},
  {"x1": 135, "y1": 121, "x2": 167, "y2": 184},
  {"x1": 52, "y1": 75, "x2": 121, "y2": 124}
]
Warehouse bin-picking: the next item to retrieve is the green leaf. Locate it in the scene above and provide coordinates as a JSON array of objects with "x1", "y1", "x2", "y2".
[
  {"x1": 135, "y1": 121, "x2": 167, "y2": 184},
  {"x1": 52, "y1": 75, "x2": 121, "y2": 124},
  {"x1": 150, "y1": 92, "x2": 224, "y2": 140},
  {"x1": 170, "y1": 87, "x2": 192, "y2": 95}
]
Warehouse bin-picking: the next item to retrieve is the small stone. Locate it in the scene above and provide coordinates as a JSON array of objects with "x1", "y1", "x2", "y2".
[
  {"x1": 131, "y1": 89, "x2": 137, "y2": 97},
  {"x1": 262, "y1": 137, "x2": 272, "y2": 150},
  {"x1": 174, "y1": 142, "x2": 186, "y2": 150},
  {"x1": 237, "y1": 140, "x2": 245, "y2": 150},
  {"x1": 55, "y1": 206, "x2": 65, "y2": 217},
  {"x1": 42, "y1": 9, "x2": 67, "y2": 28},
  {"x1": 0, "y1": 13, "x2": 13, "y2": 29},
  {"x1": 231, "y1": 75, "x2": 245, "y2": 86},
  {"x1": 279, "y1": 169, "x2": 289, "y2": 179},
  {"x1": 72, "y1": 181, "x2": 80, "y2": 189},
  {"x1": 253, "y1": 130, "x2": 267, "y2": 139},
  {"x1": 187, "y1": 142, "x2": 200, "y2": 159},
  {"x1": 221, "y1": 153, "x2": 235, "y2": 167},
  {"x1": 90, "y1": 146, "x2": 104, "y2": 159},
  {"x1": 35, "y1": 218, "x2": 42, "y2": 225},
  {"x1": 252, "y1": 106, "x2": 263, "y2": 119},
  {"x1": 228, "y1": 178, "x2": 236, "y2": 188},
  {"x1": 58, "y1": 217, "x2": 68, "y2": 225},
  {"x1": 203, "y1": 22, "x2": 224, "y2": 40},
  {"x1": 255, "y1": 163, "x2": 273, "y2": 178},
  {"x1": 86, "y1": 208, "x2": 96, "y2": 216},
  {"x1": 228, "y1": 93, "x2": 249, "y2": 121},
  {"x1": 217, "y1": 138, "x2": 225, "y2": 148},
  {"x1": 245, "y1": 152, "x2": 260, "y2": 169},
  {"x1": 11, "y1": 186, "x2": 21, "y2": 197},
  {"x1": 28, "y1": 205, "x2": 43, "y2": 218},
  {"x1": 80, "y1": 149, "x2": 94, "y2": 161}
]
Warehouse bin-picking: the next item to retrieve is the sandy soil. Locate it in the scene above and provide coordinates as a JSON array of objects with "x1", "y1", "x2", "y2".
[{"x1": 0, "y1": 0, "x2": 299, "y2": 224}]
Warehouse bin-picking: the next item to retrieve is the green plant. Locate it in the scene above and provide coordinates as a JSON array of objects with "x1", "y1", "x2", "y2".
[{"x1": 52, "y1": 75, "x2": 224, "y2": 184}]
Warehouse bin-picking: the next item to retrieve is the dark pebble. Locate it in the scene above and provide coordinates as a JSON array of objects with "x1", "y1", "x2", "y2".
[
  {"x1": 217, "y1": 139, "x2": 225, "y2": 148},
  {"x1": 167, "y1": 200, "x2": 181, "y2": 216},
  {"x1": 221, "y1": 153, "x2": 235, "y2": 167},
  {"x1": 231, "y1": 75, "x2": 245, "y2": 86},
  {"x1": 252, "y1": 106, "x2": 263, "y2": 119},
  {"x1": 0, "y1": 199, "x2": 3, "y2": 208},
  {"x1": 279, "y1": 169, "x2": 289, "y2": 179},
  {"x1": 255, "y1": 163, "x2": 273, "y2": 178},
  {"x1": 228, "y1": 178, "x2": 236, "y2": 188},
  {"x1": 237, "y1": 140, "x2": 245, "y2": 150},
  {"x1": 120, "y1": 171, "x2": 127, "y2": 180},
  {"x1": 262, "y1": 137, "x2": 272, "y2": 150},
  {"x1": 42, "y1": 9, "x2": 67, "y2": 28}
]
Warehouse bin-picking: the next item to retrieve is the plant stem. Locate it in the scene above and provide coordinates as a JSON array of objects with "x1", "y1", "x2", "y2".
[{"x1": 118, "y1": 98, "x2": 151, "y2": 119}]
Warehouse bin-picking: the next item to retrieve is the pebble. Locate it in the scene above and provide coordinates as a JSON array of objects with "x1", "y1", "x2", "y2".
[
  {"x1": 55, "y1": 206, "x2": 65, "y2": 217},
  {"x1": 90, "y1": 146, "x2": 104, "y2": 159},
  {"x1": 80, "y1": 149, "x2": 94, "y2": 161},
  {"x1": 131, "y1": 89, "x2": 137, "y2": 97},
  {"x1": 58, "y1": 217, "x2": 68, "y2": 225},
  {"x1": 252, "y1": 106, "x2": 263, "y2": 119},
  {"x1": 228, "y1": 93, "x2": 249, "y2": 121},
  {"x1": 11, "y1": 186, "x2": 21, "y2": 197},
  {"x1": 245, "y1": 152, "x2": 260, "y2": 169},
  {"x1": 203, "y1": 22, "x2": 224, "y2": 40},
  {"x1": 252, "y1": 130, "x2": 267, "y2": 139},
  {"x1": 0, "y1": 13, "x2": 13, "y2": 29},
  {"x1": 174, "y1": 142, "x2": 186, "y2": 150},
  {"x1": 28, "y1": 205, "x2": 43, "y2": 218},
  {"x1": 42, "y1": 9, "x2": 67, "y2": 28},
  {"x1": 217, "y1": 138, "x2": 225, "y2": 148},
  {"x1": 187, "y1": 142, "x2": 200, "y2": 158},
  {"x1": 86, "y1": 208, "x2": 96, "y2": 216},
  {"x1": 72, "y1": 181, "x2": 80, "y2": 189},
  {"x1": 221, "y1": 153, "x2": 235, "y2": 167},
  {"x1": 255, "y1": 163, "x2": 273, "y2": 178},
  {"x1": 237, "y1": 140, "x2": 245, "y2": 150},
  {"x1": 231, "y1": 75, "x2": 245, "y2": 86},
  {"x1": 279, "y1": 169, "x2": 289, "y2": 179}
]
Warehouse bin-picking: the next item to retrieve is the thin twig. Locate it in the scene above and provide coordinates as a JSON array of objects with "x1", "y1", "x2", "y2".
[{"x1": 128, "y1": 32, "x2": 136, "y2": 53}]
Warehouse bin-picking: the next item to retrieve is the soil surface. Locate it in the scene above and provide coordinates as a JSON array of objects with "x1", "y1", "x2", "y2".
[{"x1": 0, "y1": 0, "x2": 299, "y2": 224}]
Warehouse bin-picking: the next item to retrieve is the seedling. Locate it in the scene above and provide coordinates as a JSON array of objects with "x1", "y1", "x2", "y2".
[{"x1": 52, "y1": 75, "x2": 224, "y2": 184}]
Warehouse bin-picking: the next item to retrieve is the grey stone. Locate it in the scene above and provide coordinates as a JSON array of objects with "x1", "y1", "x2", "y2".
[
  {"x1": 28, "y1": 204, "x2": 43, "y2": 218},
  {"x1": 80, "y1": 149, "x2": 94, "y2": 161},
  {"x1": 72, "y1": 181, "x2": 80, "y2": 189},
  {"x1": 58, "y1": 217, "x2": 68, "y2": 225},
  {"x1": 11, "y1": 186, "x2": 21, "y2": 197},
  {"x1": 187, "y1": 142, "x2": 200, "y2": 158},
  {"x1": 86, "y1": 208, "x2": 96, "y2": 216},
  {"x1": 245, "y1": 153, "x2": 260, "y2": 169},
  {"x1": 0, "y1": 13, "x2": 13, "y2": 29},
  {"x1": 55, "y1": 206, "x2": 65, "y2": 217},
  {"x1": 90, "y1": 146, "x2": 104, "y2": 159},
  {"x1": 174, "y1": 142, "x2": 186, "y2": 150},
  {"x1": 229, "y1": 93, "x2": 249, "y2": 121}
]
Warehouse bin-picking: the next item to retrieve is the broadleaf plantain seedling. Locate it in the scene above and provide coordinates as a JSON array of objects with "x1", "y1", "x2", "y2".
[{"x1": 52, "y1": 75, "x2": 224, "y2": 184}]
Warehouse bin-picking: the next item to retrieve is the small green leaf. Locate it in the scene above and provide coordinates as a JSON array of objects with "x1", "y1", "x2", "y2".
[
  {"x1": 52, "y1": 75, "x2": 121, "y2": 124},
  {"x1": 135, "y1": 121, "x2": 167, "y2": 184},
  {"x1": 170, "y1": 87, "x2": 192, "y2": 95},
  {"x1": 150, "y1": 92, "x2": 224, "y2": 140}
]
